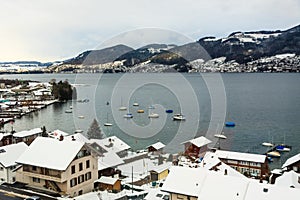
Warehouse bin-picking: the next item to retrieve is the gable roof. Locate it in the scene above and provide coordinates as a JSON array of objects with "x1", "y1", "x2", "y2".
[
  {"x1": 282, "y1": 153, "x2": 300, "y2": 169},
  {"x1": 0, "y1": 142, "x2": 28, "y2": 167},
  {"x1": 13, "y1": 128, "x2": 42, "y2": 138},
  {"x1": 90, "y1": 136, "x2": 130, "y2": 154},
  {"x1": 16, "y1": 137, "x2": 84, "y2": 170},
  {"x1": 181, "y1": 136, "x2": 211, "y2": 148},
  {"x1": 215, "y1": 150, "x2": 267, "y2": 163},
  {"x1": 147, "y1": 142, "x2": 165, "y2": 150},
  {"x1": 98, "y1": 151, "x2": 125, "y2": 171},
  {"x1": 96, "y1": 176, "x2": 119, "y2": 185},
  {"x1": 161, "y1": 166, "x2": 206, "y2": 197}
]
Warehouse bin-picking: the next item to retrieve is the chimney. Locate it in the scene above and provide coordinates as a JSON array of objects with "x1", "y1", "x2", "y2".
[
  {"x1": 224, "y1": 169, "x2": 228, "y2": 175},
  {"x1": 59, "y1": 134, "x2": 64, "y2": 141},
  {"x1": 71, "y1": 136, "x2": 76, "y2": 141}
]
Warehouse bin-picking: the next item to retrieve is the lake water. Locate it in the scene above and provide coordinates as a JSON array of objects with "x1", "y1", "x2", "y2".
[{"x1": 2, "y1": 73, "x2": 300, "y2": 169}]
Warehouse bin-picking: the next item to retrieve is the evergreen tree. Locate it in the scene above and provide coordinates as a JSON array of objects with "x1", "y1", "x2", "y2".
[
  {"x1": 87, "y1": 119, "x2": 104, "y2": 139},
  {"x1": 51, "y1": 80, "x2": 73, "y2": 101}
]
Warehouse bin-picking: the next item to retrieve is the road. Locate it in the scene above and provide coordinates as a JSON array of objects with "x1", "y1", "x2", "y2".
[{"x1": 0, "y1": 189, "x2": 24, "y2": 199}]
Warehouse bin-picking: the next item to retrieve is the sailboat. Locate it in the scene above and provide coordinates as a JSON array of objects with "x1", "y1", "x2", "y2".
[
  {"x1": 104, "y1": 113, "x2": 112, "y2": 126},
  {"x1": 148, "y1": 107, "x2": 159, "y2": 118},
  {"x1": 275, "y1": 133, "x2": 291, "y2": 152},
  {"x1": 119, "y1": 97, "x2": 127, "y2": 111}
]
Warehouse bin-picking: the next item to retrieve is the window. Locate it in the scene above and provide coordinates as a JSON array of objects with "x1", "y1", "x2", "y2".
[
  {"x1": 71, "y1": 165, "x2": 75, "y2": 174},
  {"x1": 33, "y1": 177, "x2": 40, "y2": 183},
  {"x1": 70, "y1": 178, "x2": 77, "y2": 187},
  {"x1": 85, "y1": 172, "x2": 91, "y2": 181},
  {"x1": 86, "y1": 160, "x2": 90, "y2": 169},
  {"x1": 0, "y1": 178, "x2": 5, "y2": 181},
  {"x1": 79, "y1": 163, "x2": 83, "y2": 171},
  {"x1": 12, "y1": 177, "x2": 16, "y2": 182},
  {"x1": 32, "y1": 166, "x2": 37, "y2": 171},
  {"x1": 0, "y1": 167, "x2": 3, "y2": 171},
  {"x1": 78, "y1": 174, "x2": 84, "y2": 184},
  {"x1": 78, "y1": 190, "x2": 83, "y2": 195}
]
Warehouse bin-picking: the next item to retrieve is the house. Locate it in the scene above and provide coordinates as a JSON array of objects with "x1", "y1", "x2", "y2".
[
  {"x1": 0, "y1": 142, "x2": 28, "y2": 184},
  {"x1": 94, "y1": 176, "x2": 121, "y2": 192},
  {"x1": 275, "y1": 170, "x2": 300, "y2": 189},
  {"x1": 162, "y1": 166, "x2": 300, "y2": 200},
  {"x1": 147, "y1": 142, "x2": 165, "y2": 155},
  {"x1": 149, "y1": 162, "x2": 171, "y2": 182},
  {"x1": 16, "y1": 137, "x2": 98, "y2": 197},
  {"x1": 0, "y1": 131, "x2": 13, "y2": 146},
  {"x1": 98, "y1": 151, "x2": 124, "y2": 178},
  {"x1": 282, "y1": 153, "x2": 300, "y2": 173},
  {"x1": 13, "y1": 128, "x2": 42, "y2": 145},
  {"x1": 90, "y1": 136, "x2": 131, "y2": 158},
  {"x1": 215, "y1": 150, "x2": 269, "y2": 179},
  {"x1": 181, "y1": 136, "x2": 211, "y2": 159}
]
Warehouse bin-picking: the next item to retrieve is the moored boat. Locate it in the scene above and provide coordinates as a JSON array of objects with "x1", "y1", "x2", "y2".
[
  {"x1": 166, "y1": 109, "x2": 173, "y2": 113},
  {"x1": 137, "y1": 109, "x2": 144, "y2": 113},
  {"x1": 173, "y1": 114, "x2": 186, "y2": 121},
  {"x1": 123, "y1": 113, "x2": 133, "y2": 118},
  {"x1": 148, "y1": 113, "x2": 159, "y2": 118},
  {"x1": 267, "y1": 151, "x2": 281, "y2": 158},
  {"x1": 225, "y1": 121, "x2": 235, "y2": 127}
]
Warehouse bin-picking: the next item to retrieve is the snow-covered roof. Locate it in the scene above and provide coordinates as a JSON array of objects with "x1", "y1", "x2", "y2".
[
  {"x1": 181, "y1": 136, "x2": 211, "y2": 148},
  {"x1": 95, "y1": 176, "x2": 119, "y2": 185},
  {"x1": 149, "y1": 162, "x2": 171, "y2": 174},
  {"x1": 49, "y1": 129, "x2": 70, "y2": 140},
  {"x1": 244, "y1": 181, "x2": 300, "y2": 200},
  {"x1": 13, "y1": 128, "x2": 42, "y2": 138},
  {"x1": 0, "y1": 142, "x2": 28, "y2": 167},
  {"x1": 144, "y1": 188, "x2": 170, "y2": 200},
  {"x1": 16, "y1": 137, "x2": 84, "y2": 170},
  {"x1": 98, "y1": 151, "x2": 125, "y2": 171},
  {"x1": 197, "y1": 170, "x2": 249, "y2": 199},
  {"x1": 147, "y1": 142, "x2": 165, "y2": 150},
  {"x1": 161, "y1": 166, "x2": 207, "y2": 197},
  {"x1": 65, "y1": 133, "x2": 90, "y2": 143},
  {"x1": 282, "y1": 153, "x2": 300, "y2": 169},
  {"x1": 215, "y1": 150, "x2": 266, "y2": 163},
  {"x1": 275, "y1": 171, "x2": 300, "y2": 189},
  {"x1": 91, "y1": 136, "x2": 131, "y2": 154}
]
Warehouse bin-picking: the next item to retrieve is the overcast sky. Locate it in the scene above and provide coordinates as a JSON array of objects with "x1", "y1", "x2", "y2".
[{"x1": 0, "y1": 0, "x2": 299, "y2": 62}]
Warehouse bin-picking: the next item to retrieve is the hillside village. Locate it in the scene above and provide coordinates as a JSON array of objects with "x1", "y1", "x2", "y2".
[{"x1": 0, "y1": 126, "x2": 299, "y2": 199}]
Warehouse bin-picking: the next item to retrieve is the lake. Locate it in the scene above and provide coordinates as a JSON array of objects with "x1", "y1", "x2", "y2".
[{"x1": 2, "y1": 73, "x2": 300, "y2": 169}]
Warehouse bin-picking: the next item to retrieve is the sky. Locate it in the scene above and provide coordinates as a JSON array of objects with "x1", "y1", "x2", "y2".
[{"x1": 0, "y1": 0, "x2": 299, "y2": 62}]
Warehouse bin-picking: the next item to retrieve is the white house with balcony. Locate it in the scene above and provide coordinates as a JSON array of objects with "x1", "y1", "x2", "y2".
[{"x1": 0, "y1": 142, "x2": 28, "y2": 184}]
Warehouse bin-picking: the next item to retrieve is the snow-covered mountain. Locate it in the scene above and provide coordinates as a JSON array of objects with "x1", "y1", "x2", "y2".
[{"x1": 1, "y1": 24, "x2": 300, "y2": 73}]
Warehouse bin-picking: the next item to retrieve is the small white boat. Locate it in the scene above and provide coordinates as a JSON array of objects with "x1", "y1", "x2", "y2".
[
  {"x1": 173, "y1": 114, "x2": 186, "y2": 121},
  {"x1": 262, "y1": 142, "x2": 274, "y2": 147},
  {"x1": 119, "y1": 106, "x2": 127, "y2": 111},
  {"x1": 75, "y1": 129, "x2": 83, "y2": 133},
  {"x1": 123, "y1": 113, "x2": 133, "y2": 118},
  {"x1": 78, "y1": 115, "x2": 85, "y2": 119},
  {"x1": 65, "y1": 109, "x2": 72, "y2": 113},
  {"x1": 214, "y1": 134, "x2": 227, "y2": 139},
  {"x1": 148, "y1": 113, "x2": 159, "y2": 118},
  {"x1": 133, "y1": 102, "x2": 139, "y2": 106},
  {"x1": 69, "y1": 106, "x2": 73, "y2": 109},
  {"x1": 104, "y1": 122, "x2": 113, "y2": 126}
]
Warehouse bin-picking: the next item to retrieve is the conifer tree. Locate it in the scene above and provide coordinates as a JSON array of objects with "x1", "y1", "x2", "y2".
[{"x1": 87, "y1": 119, "x2": 104, "y2": 139}]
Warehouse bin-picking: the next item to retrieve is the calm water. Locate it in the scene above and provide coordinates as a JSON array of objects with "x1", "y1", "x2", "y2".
[{"x1": 2, "y1": 73, "x2": 300, "y2": 169}]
